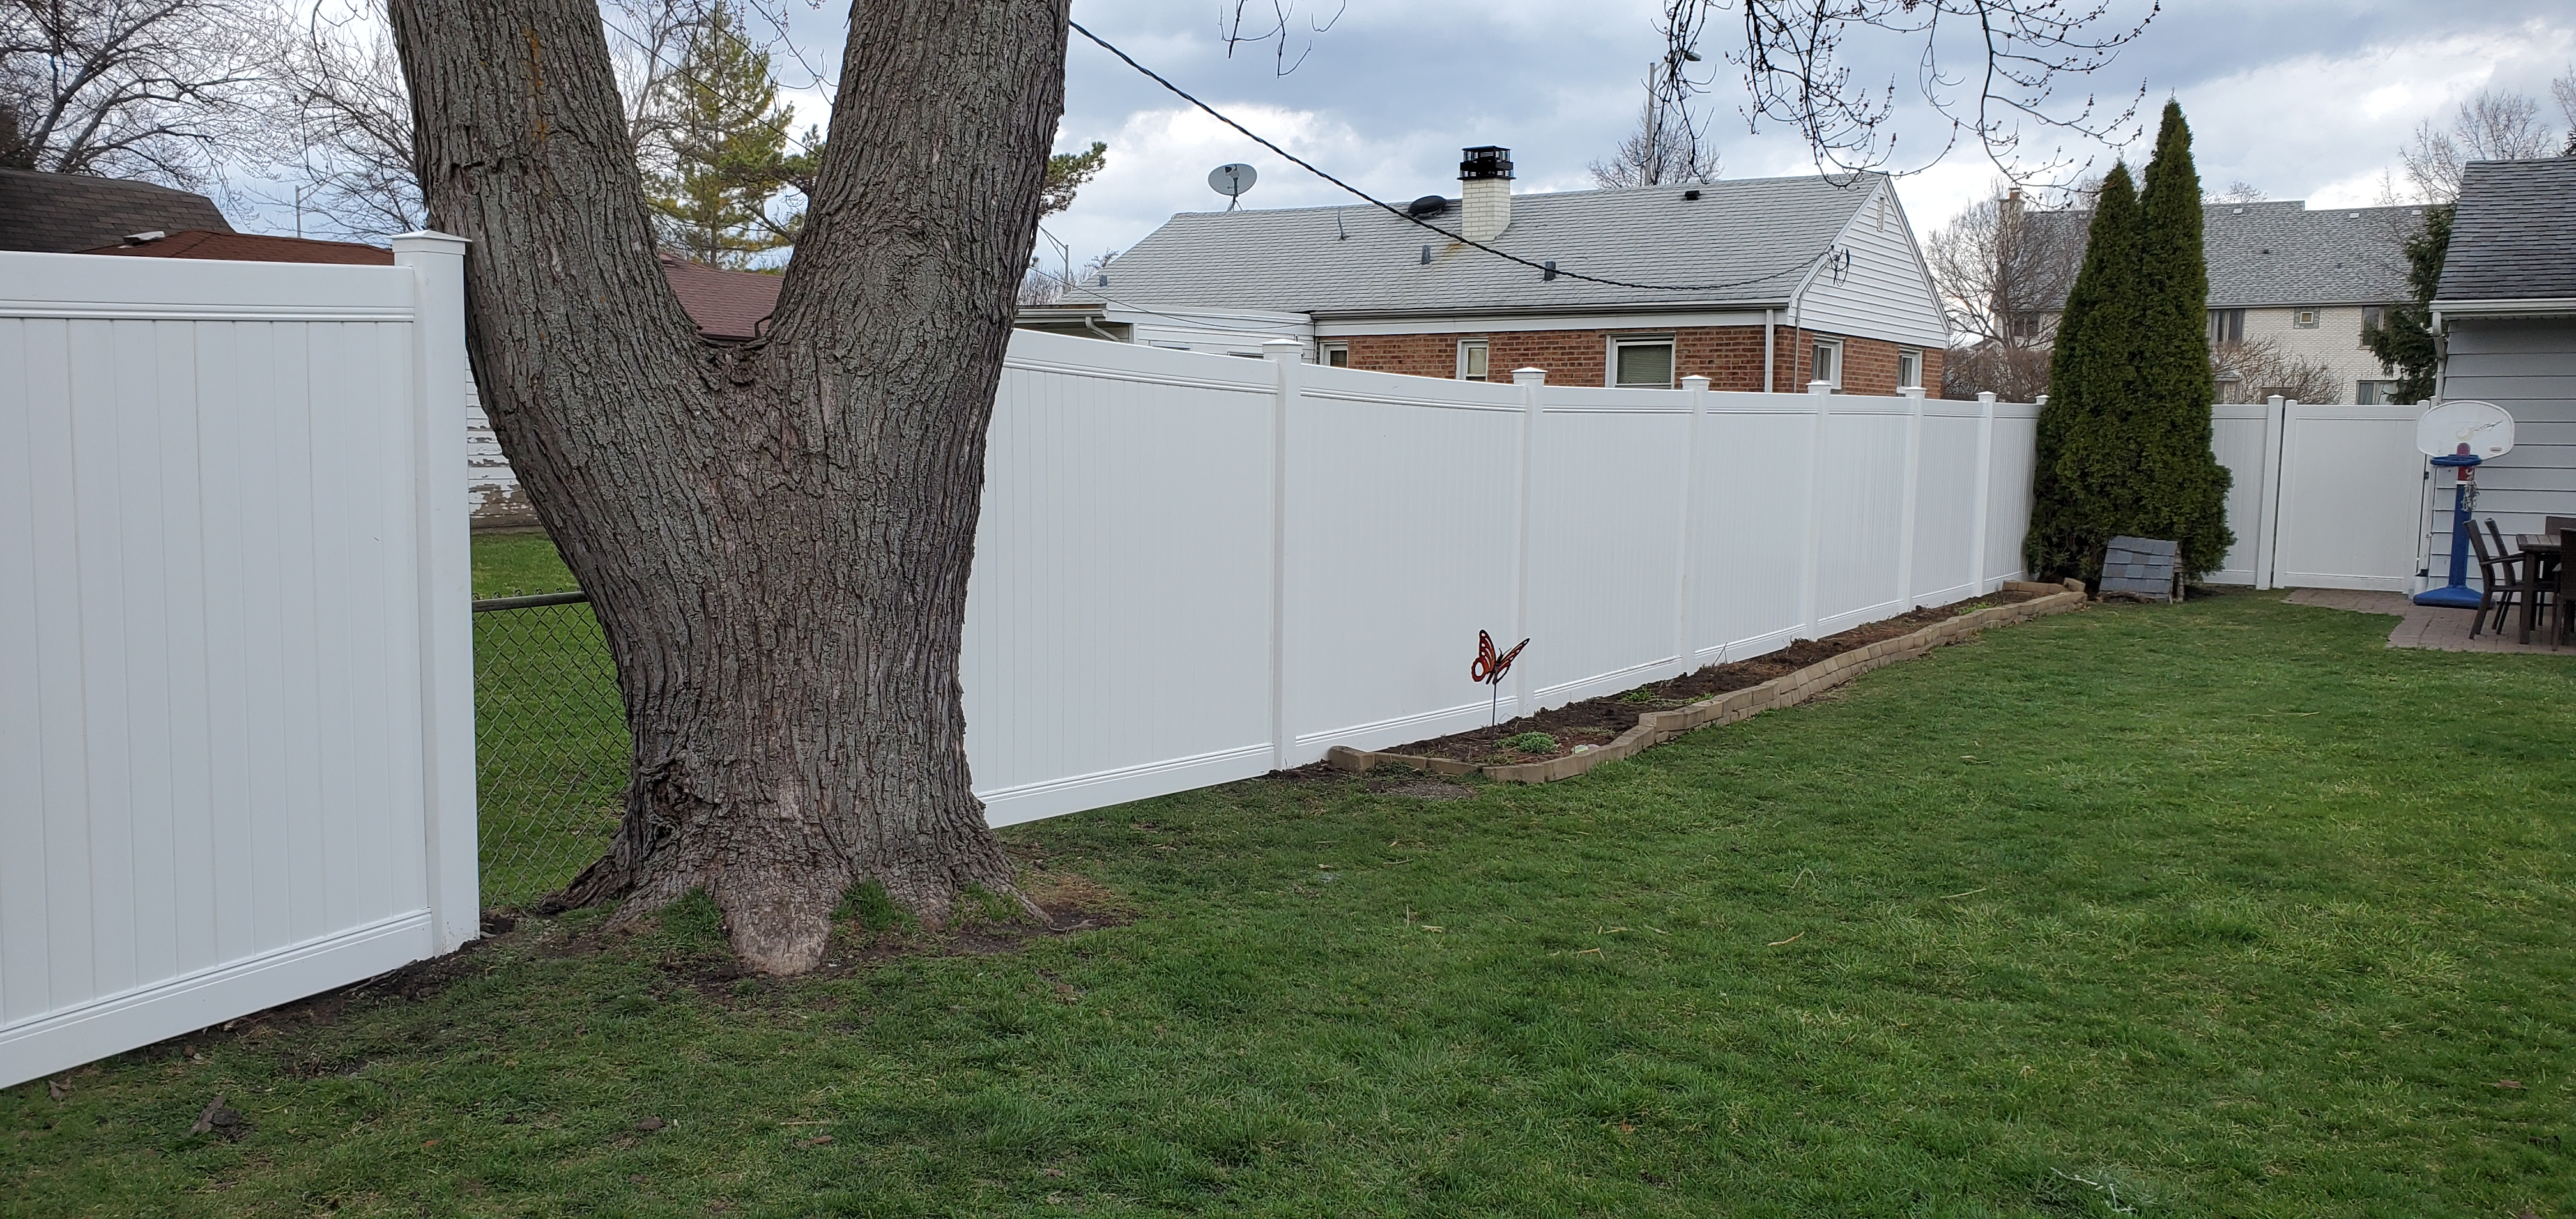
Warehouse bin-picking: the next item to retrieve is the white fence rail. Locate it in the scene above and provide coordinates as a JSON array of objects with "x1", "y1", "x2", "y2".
[
  {"x1": 0, "y1": 241, "x2": 476, "y2": 1090},
  {"x1": 965, "y1": 333, "x2": 2039, "y2": 825}
]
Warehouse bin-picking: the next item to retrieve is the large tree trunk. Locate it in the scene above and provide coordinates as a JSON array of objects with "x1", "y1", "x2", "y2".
[{"x1": 390, "y1": 0, "x2": 1069, "y2": 972}]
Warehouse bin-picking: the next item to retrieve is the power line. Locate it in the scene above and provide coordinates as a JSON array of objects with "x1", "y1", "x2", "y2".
[{"x1": 1066, "y1": 20, "x2": 1834, "y2": 296}]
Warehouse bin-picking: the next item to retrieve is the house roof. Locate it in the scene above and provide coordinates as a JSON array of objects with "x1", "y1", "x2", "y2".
[
  {"x1": 656, "y1": 252, "x2": 783, "y2": 341},
  {"x1": 0, "y1": 168, "x2": 236, "y2": 254},
  {"x1": 1058, "y1": 174, "x2": 1887, "y2": 318},
  {"x1": 2020, "y1": 200, "x2": 2421, "y2": 310},
  {"x1": 2435, "y1": 157, "x2": 2576, "y2": 303},
  {"x1": 84, "y1": 229, "x2": 395, "y2": 264},
  {"x1": 64, "y1": 229, "x2": 783, "y2": 340}
]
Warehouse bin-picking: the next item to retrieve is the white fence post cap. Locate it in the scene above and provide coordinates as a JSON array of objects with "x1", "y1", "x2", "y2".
[
  {"x1": 1978, "y1": 391, "x2": 1998, "y2": 404},
  {"x1": 389, "y1": 231, "x2": 471, "y2": 255},
  {"x1": 1899, "y1": 386, "x2": 1926, "y2": 399},
  {"x1": 1680, "y1": 374, "x2": 1711, "y2": 390},
  {"x1": 1261, "y1": 337, "x2": 1304, "y2": 363},
  {"x1": 1807, "y1": 379, "x2": 1833, "y2": 395},
  {"x1": 1512, "y1": 367, "x2": 1547, "y2": 386},
  {"x1": 2030, "y1": 393, "x2": 2044, "y2": 406}
]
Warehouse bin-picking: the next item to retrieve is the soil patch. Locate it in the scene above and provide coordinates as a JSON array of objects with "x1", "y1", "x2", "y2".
[{"x1": 1393, "y1": 590, "x2": 2042, "y2": 765}]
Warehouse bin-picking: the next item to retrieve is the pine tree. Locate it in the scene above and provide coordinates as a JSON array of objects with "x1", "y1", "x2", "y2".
[
  {"x1": 2361, "y1": 203, "x2": 2453, "y2": 404},
  {"x1": 2128, "y1": 100, "x2": 2234, "y2": 579},
  {"x1": 2025, "y1": 162, "x2": 2142, "y2": 581},
  {"x1": 646, "y1": 3, "x2": 804, "y2": 268}
]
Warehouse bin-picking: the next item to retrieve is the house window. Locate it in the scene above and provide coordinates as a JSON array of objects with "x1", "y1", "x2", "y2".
[
  {"x1": 1457, "y1": 339, "x2": 1489, "y2": 381},
  {"x1": 2360, "y1": 305, "x2": 2389, "y2": 347},
  {"x1": 1612, "y1": 337, "x2": 1675, "y2": 388},
  {"x1": 1896, "y1": 348, "x2": 1922, "y2": 390},
  {"x1": 2357, "y1": 380, "x2": 2409, "y2": 405},
  {"x1": 2293, "y1": 308, "x2": 2319, "y2": 328},
  {"x1": 1320, "y1": 342, "x2": 1349, "y2": 367},
  {"x1": 1809, "y1": 338, "x2": 1843, "y2": 390},
  {"x1": 2208, "y1": 309, "x2": 2245, "y2": 344}
]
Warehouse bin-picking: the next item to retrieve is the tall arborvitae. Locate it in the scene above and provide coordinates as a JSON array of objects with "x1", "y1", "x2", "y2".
[
  {"x1": 2025, "y1": 162, "x2": 2143, "y2": 581},
  {"x1": 2362, "y1": 203, "x2": 2453, "y2": 404},
  {"x1": 2128, "y1": 100, "x2": 2235, "y2": 579}
]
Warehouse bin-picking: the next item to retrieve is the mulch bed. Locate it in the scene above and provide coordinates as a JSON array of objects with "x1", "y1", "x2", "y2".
[{"x1": 1391, "y1": 589, "x2": 2043, "y2": 765}]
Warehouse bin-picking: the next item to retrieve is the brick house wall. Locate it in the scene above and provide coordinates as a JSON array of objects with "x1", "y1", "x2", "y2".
[{"x1": 1339, "y1": 325, "x2": 1941, "y2": 395}]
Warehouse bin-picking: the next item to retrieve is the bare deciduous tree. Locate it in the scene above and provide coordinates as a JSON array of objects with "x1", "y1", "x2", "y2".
[
  {"x1": 1926, "y1": 181, "x2": 2088, "y2": 400},
  {"x1": 0, "y1": 0, "x2": 274, "y2": 185},
  {"x1": 1651, "y1": 0, "x2": 2158, "y2": 183},
  {"x1": 2398, "y1": 85, "x2": 2564, "y2": 203},
  {"x1": 269, "y1": 0, "x2": 721, "y2": 241},
  {"x1": 1591, "y1": 1, "x2": 1721, "y2": 188},
  {"x1": 391, "y1": 0, "x2": 1066, "y2": 973},
  {"x1": 2212, "y1": 337, "x2": 2338, "y2": 405}
]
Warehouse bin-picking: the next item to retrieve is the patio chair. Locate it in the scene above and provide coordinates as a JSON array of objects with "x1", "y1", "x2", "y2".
[
  {"x1": 2467, "y1": 522, "x2": 2537, "y2": 639},
  {"x1": 2559, "y1": 528, "x2": 2576, "y2": 647}
]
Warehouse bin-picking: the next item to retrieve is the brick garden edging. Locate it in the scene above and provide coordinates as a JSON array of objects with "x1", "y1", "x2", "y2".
[{"x1": 1328, "y1": 581, "x2": 2089, "y2": 785}]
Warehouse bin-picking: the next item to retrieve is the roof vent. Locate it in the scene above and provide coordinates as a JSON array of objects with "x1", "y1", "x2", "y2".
[
  {"x1": 1683, "y1": 189, "x2": 1701, "y2": 201},
  {"x1": 122, "y1": 230, "x2": 166, "y2": 245},
  {"x1": 1407, "y1": 195, "x2": 1448, "y2": 217}
]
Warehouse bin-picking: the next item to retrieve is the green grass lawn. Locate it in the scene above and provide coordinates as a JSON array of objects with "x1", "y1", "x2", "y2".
[{"x1": 8, "y1": 590, "x2": 2575, "y2": 1217}]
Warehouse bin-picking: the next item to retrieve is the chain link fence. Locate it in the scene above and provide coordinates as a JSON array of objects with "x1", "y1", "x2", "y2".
[{"x1": 473, "y1": 591, "x2": 627, "y2": 911}]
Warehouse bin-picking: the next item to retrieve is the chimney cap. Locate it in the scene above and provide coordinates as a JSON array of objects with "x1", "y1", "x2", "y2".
[{"x1": 1459, "y1": 146, "x2": 1513, "y2": 181}]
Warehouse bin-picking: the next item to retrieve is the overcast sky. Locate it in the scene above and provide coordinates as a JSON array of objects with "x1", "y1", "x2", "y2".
[{"x1": 999, "y1": 0, "x2": 2573, "y2": 272}]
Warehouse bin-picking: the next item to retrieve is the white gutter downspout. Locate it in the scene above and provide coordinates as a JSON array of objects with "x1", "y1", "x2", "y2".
[{"x1": 1763, "y1": 308, "x2": 1775, "y2": 393}]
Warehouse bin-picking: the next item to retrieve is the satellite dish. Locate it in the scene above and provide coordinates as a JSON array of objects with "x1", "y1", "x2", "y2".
[
  {"x1": 1208, "y1": 163, "x2": 1256, "y2": 210},
  {"x1": 2416, "y1": 399, "x2": 2514, "y2": 460}
]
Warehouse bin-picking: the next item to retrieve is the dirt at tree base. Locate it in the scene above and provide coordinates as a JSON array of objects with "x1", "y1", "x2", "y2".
[{"x1": 1391, "y1": 589, "x2": 2043, "y2": 765}]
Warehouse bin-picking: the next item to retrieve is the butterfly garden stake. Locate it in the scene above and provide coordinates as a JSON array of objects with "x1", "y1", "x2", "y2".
[{"x1": 1470, "y1": 630, "x2": 1531, "y2": 728}]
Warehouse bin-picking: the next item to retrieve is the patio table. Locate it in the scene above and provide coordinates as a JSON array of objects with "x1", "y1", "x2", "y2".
[{"x1": 2515, "y1": 535, "x2": 2563, "y2": 645}]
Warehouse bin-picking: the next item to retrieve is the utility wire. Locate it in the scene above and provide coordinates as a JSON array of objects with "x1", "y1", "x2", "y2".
[{"x1": 1068, "y1": 20, "x2": 1833, "y2": 295}]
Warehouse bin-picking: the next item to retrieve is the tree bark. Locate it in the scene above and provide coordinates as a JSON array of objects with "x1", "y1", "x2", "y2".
[{"x1": 390, "y1": 0, "x2": 1069, "y2": 972}]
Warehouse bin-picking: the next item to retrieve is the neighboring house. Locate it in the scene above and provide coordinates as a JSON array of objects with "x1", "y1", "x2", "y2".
[
  {"x1": 2430, "y1": 156, "x2": 2576, "y2": 562},
  {"x1": 2014, "y1": 198, "x2": 2425, "y2": 404},
  {"x1": 1023, "y1": 148, "x2": 1949, "y2": 395},
  {"x1": 0, "y1": 167, "x2": 234, "y2": 253},
  {"x1": 78, "y1": 230, "x2": 788, "y2": 529}
]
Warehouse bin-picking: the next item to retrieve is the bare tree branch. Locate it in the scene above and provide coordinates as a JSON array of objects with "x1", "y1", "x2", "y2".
[{"x1": 1, "y1": 0, "x2": 277, "y2": 186}]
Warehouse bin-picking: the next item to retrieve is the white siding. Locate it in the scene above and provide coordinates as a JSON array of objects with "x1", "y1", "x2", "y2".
[
  {"x1": 2426, "y1": 316, "x2": 2576, "y2": 576},
  {"x1": 1790, "y1": 181, "x2": 1951, "y2": 349}
]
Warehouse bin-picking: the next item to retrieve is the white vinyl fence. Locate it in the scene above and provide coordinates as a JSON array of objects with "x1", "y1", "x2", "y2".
[
  {"x1": 965, "y1": 332, "x2": 2040, "y2": 825},
  {"x1": 0, "y1": 240, "x2": 477, "y2": 1090},
  {"x1": 2207, "y1": 395, "x2": 2428, "y2": 591}
]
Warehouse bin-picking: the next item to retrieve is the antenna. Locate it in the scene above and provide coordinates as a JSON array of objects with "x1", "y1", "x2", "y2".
[{"x1": 1208, "y1": 163, "x2": 1257, "y2": 211}]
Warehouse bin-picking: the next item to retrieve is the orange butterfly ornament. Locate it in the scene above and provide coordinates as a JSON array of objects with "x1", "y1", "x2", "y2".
[{"x1": 1469, "y1": 630, "x2": 1530, "y2": 686}]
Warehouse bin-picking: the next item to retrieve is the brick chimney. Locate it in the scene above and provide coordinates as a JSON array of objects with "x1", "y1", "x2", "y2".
[{"x1": 1459, "y1": 146, "x2": 1512, "y2": 241}]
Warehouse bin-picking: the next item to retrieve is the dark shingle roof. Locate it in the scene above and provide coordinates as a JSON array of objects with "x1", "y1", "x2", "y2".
[
  {"x1": 82, "y1": 229, "x2": 395, "y2": 264},
  {"x1": 1061, "y1": 174, "x2": 1882, "y2": 317},
  {"x1": 2435, "y1": 157, "x2": 2576, "y2": 303},
  {"x1": 2020, "y1": 200, "x2": 2421, "y2": 310},
  {"x1": 656, "y1": 253, "x2": 784, "y2": 340},
  {"x1": 0, "y1": 168, "x2": 234, "y2": 253}
]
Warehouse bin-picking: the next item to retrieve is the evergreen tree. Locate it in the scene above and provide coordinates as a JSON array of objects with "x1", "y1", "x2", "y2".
[
  {"x1": 2362, "y1": 203, "x2": 2453, "y2": 404},
  {"x1": 646, "y1": 3, "x2": 805, "y2": 268},
  {"x1": 2025, "y1": 163, "x2": 2143, "y2": 581},
  {"x1": 2128, "y1": 100, "x2": 2234, "y2": 579}
]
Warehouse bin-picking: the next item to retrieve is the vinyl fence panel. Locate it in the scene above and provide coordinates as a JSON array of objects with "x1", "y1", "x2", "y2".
[
  {"x1": 0, "y1": 241, "x2": 475, "y2": 1091},
  {"x1": 963, "y1": 332, "x2": 2039, "y2": 817}
]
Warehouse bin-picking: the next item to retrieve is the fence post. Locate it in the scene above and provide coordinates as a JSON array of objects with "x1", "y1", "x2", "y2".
[
  {"x1": 1970, "y1": 391, "x2": 1997, "y2": 592},
  {"x1": 1676, "y1": 375, "x2": 1710, "y2": 673},
  {"x1": 394, "y1": 230, "x2": 479, "y2": 952},
  {"x1": 2255, "y1": 394, "x2": 2287, "y2": 590},
  {"x1": 1897, "y1": 385, "x2": 1925, "y2": 608},
  {"x1": 1262, "y1": 338, "x2": 1301, "y2": 770},
  {"x1": 1800, "y1": 379, "x2": 1832, "y2": 639},
  {"x1": 1512, "y1": 367, "x2": 1547, "y2": 719}
]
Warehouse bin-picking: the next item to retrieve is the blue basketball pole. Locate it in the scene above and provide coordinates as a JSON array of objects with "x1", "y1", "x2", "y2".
[{"x1": 2413, "y1": 450, "x2": 2484, "y2": 609}]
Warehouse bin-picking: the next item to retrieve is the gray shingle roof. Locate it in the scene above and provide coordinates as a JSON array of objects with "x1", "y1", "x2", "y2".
[
  {"x1": 1062, "y1": 173, "x2": 1883, "y2": 317},
  {"x1": 2020, "y1": 200, "x2": 2420, "y2": 310},
  {"x1": 2435, "y1": 157, "x2": 2576, "y2": 303},
  {"x1": 0, "y1": 168, "x2": 234, "y2": 254}
]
